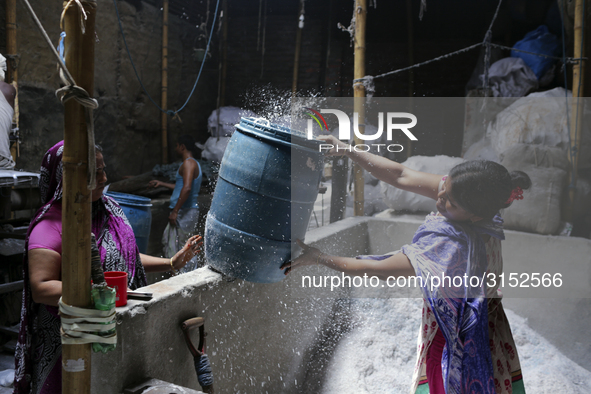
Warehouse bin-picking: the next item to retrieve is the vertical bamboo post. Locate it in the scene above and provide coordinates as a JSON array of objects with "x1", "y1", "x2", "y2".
[
  {"x1": 405, "y1": 0, "x2": 415, "y2": 159},
  {"x1": 291, "y1": 0, "x2": 304, "y2": 95},
  {"x1": 161, "y1": 0, "x2": 169, "y2": 164},
  {"x1": 566, "y1": 0, "x2": 586, "y2": 222},
  {"x1": 6, "y1": 0, "x2": 16, "y2": 83},
  {"x1": 220, "y1": 0, "x2": 228, "y2": 107},
  {"x1": 216, "y1": 0, "x2": 228, "y2": 128},
  {"x1": 62, "y1": 1, "x2": 96, "y2": 393},
  {"x1": 6, "y1": 0, "x2": 17, "y2": 160},
  {"x1": 353, "y1": 0, "x2": 366, "y2": 216}
]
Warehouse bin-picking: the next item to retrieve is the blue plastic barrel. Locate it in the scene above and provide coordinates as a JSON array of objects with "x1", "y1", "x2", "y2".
[
  {"x1": 205, "y1": 117, "x2": 324, "y2": 283},
  {"x1": 105, "y1": 191, "x2": 152, "y2": 254}
]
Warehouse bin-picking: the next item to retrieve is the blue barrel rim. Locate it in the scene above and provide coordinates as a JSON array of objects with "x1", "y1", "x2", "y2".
[
  {"x1": 105, "y1": 191, "x2": 153, "y2": 207},
  {"x1": 237, "y1": 117, "x2": 323, "y2": 152}
]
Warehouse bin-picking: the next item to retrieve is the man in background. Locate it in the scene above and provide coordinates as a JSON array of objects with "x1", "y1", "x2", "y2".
[{"x1": 149, "y1": 135, "x2": 202, "y2": 272}]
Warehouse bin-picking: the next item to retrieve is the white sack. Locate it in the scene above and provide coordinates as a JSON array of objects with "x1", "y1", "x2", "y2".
[
  {"x1": 201, "y1": 136, "x2": 231, "y2": 163},
  {"x1": 500, "y1": 164, "x2": 566, "y2": 235},
  {"x1": 207, "y1": 107, "x2": 257, "y2": 137},
  {"x1": 488, "y1": 87, "x2": 571, "y2": 156},
  {"x1": 380, "y1": 155, "x2": 465, "y2": 213},
  {"x1": 463, "y1": 136, "x2": 500, "y2": 162}
]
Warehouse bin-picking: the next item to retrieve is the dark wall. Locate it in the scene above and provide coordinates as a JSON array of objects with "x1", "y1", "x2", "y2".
[
  {"x1": 2, "y1": 0, "x2": 217, "y2": 181},
  {"x1": 0, "y1": 0, "x2": 574, "y2": 173}
]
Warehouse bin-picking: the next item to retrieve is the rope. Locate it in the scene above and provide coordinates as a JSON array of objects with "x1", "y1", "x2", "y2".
[
  {"x1": 59, "y1": 298, "x2": 117, "y2": 345},
  {"x1": 196, "y1": 353, "x2": 214, "y2": 388},
  {"x1": 113, "y1": 0, "x2": 220, "y2": 116},
  {"x1": 20, "y1": 0, "x2": 98, "y2": 190},
  {"x1": 60, "y1": 0, "x2": 94, "y2": 34},
  {"x1": 353, "y1": 42, "x2": 482, "y2": 84},
  {"x1": 488, "y1": 42, "x2": 586, "y2": 64},
  {"x1": 352, "y1": 41, "x2": 585, "y2": 88},
  {"x1": 482, "y1": 0, "x2": 503, "y2": 92}
]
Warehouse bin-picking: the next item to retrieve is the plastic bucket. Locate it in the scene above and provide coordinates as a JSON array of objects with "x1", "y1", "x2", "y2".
[
  {"x1": 105, "y1": 191, "x2": 152, "y2": 254},
  {"x1": 205, "y1": 117, "x2": 324, "y2": 283}
]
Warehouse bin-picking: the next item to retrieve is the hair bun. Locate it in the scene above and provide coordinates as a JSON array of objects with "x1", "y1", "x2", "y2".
[{"x1": 510, "y1": 170, "x2": 532, "y2": 191}]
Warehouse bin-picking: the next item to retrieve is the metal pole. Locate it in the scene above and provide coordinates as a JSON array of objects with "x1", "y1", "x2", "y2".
[
  {"x1": 353, "y1": 0, "x2": 366, "y2": 216},
  {"x1": 62, "y1": 1, "x2": 96, "y2": 393}
]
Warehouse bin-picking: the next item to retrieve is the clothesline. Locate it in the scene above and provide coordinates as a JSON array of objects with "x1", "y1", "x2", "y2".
[{"x1": 352, "y1": 41, "x2": 586, "y2": 85}]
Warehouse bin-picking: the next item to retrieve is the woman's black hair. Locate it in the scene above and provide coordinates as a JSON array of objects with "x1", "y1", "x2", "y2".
[
  {"x1": 177, "y1": 134, "x2": 197, "y2": 155},
  {"x1": 448, "y1": 160, "x2": 531, "y2": 220}
]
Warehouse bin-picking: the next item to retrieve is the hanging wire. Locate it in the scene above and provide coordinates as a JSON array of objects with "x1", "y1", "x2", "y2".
[
  {"x1": 482, "y1": 0, "x2": 503, "y2": 92},
  {"x1": 112, "y1": 0, "x2": 220, "y2": 116},
  {"x1": 353, "y1": 42, "x2": 482, "y2": 85}
]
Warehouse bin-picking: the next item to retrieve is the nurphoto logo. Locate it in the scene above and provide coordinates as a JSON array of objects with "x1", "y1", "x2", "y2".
[{"x1": 305, "y1": 108, "x2": 418, "y2": 153}]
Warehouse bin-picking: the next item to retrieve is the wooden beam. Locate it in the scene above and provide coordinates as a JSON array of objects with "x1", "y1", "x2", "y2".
[
  {"x1": 7, "y1": 0, "x2": 18, "y2": 161},
  {"x1": 161, "y1": 0, "x2": 169, "y2": 164},
  {"x1": 353, "y1": 0, "x2": 366, "y2": 216},
  {"x1": 565, "y1": 0, "x2": 587, "y2": 222},
  {"x1": 61, "y1": 1, "x2": 96, "y2": 392},
  {"x1": 292, "y1": 0, "x2": 305, "y2": 95}
]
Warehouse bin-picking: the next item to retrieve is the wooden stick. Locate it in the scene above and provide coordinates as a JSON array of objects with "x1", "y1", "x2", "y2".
[
  {"x1": 61, "y1": 1, "x2": 96, "y2": 393},
  {"x1": 291, "y1": 0, "x2": 304, "y2": 95},
  {"x1": 353, "y1": 0, "x2": 366, "y2": 216},
  {"x1": 6, "y1": 0, "x2": 16, "y2": 84},
  {"x1": 6, "y1": 0, "x2": 18, "y2": 161},
  {"x1": 161, "y1": 0, "x2": 169, "y2": 164},
  {"x1": 565, "y1": 0, "x2": 587, "y2": 222}
]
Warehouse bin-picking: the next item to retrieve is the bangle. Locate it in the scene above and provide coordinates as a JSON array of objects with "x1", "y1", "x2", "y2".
[
  {"x1": 316, "y1": 252, "x2": 324, "y2": 265},
  {"x1": 170, "y1": 257, "x2": 179, "y2": 275}
]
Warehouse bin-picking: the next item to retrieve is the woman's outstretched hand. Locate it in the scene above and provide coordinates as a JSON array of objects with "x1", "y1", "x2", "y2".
[
  {"x1": 281, "y1": 239, "x2": 325, "y2": 275},
  {"x1": 171, "y1": 235, "x2": 203, "y2": 271},
  {"x1": 317, "y1": 135, "x2": 350, "y2": 156}
]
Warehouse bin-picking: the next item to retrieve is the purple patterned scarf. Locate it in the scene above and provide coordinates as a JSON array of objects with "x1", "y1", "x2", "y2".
[
  {"x1": 14, "y1": 141, "x2": 147, "y2": 393},
  {"x1": 402, "y1": 213, "x2": 505, "y2": 394}
]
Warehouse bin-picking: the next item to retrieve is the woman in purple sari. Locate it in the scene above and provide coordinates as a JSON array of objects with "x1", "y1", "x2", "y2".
[
  {"x1": 283, "y1": 135, "x2": 531, "y2": 394},
  {"x1": 14, "y1": 141, "x2": 202, "y2": 394}
]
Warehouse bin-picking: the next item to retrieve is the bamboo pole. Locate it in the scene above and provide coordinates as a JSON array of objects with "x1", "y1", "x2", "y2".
[
  {"x1": 353, "y1": 0, "x2": 366, "y2": 216},
  {"x1": 216, "y1": 0, "x2": 228, "y2": 131},
  {"x1": 220, "y1": 0, "x2": 228, "y2": 107},
  {"x1": 291, "y1": 0, "x2": 304, "y2": 95},
  {"x1": 6, "y1": 0, "x2": 16, "y2": 83},
  {"x1": 161, "y1": 0, "x2": 169, "y2": 164},
  {"x1": 565, "y1": 0, "x2": 587, "y2": 222},
  {"x1": 61, "y1": 1, "x2": 96, "y2": 393},
  {"x1": 405, "y1": 0, "x2": 414, "y2": 159},
  {"x1": 6, "y1": 0, "x2": 18, "y2": 160}
]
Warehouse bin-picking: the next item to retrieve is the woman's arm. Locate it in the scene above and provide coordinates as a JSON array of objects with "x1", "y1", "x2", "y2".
[
  {"x1": 140, "y1": 234, "x2": 203, "y2": 273},
  {"x1": 318, "y1": 134, "x2": 442, "y2": 200},
  {"x1": 28, "y1": 248, "x2": 62, "y2": 307},
  {"x1": 282, "y1": 240, "x2": 415, "y2": 281}
]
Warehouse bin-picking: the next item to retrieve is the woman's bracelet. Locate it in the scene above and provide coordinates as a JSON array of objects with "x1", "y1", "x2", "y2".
[
  {"x1": 316, "y1": 252, "x2": 324, "y2": 265},
  {"x1": 170, "y1": 257, "x2": 179, "y2": 275}
]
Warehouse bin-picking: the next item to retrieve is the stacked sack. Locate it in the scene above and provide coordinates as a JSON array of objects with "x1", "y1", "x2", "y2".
[{"x1": 466, "y1": 87, "x2": 591, "y2": 235}]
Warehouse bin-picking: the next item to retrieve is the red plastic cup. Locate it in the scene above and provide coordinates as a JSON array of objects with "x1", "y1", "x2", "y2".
[{"x1": 104, "y1": 271, "x2": 128, "y2": 307}]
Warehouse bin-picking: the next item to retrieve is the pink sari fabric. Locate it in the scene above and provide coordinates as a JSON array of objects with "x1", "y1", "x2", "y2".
[{"x1": 14, "y1": 141, "x2": 147, "y2": 393}]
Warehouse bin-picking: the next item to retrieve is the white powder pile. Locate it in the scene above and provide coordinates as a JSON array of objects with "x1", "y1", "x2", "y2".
[{"x1": 320, "y1": 298, "x2": 591, "y2": 393}]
